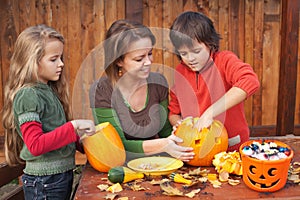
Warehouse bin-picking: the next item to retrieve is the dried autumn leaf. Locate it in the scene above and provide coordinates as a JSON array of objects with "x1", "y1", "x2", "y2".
[
  {"x1": 188, "y1": 167, "x2": 210, "y2": 176},
  {"x1": 129, "y1": 183, "x2": 146, "y2": 191},
  {"x1": 106, "y1": 183, "x2": 123, "y2": 193},
  {"x1": 294, "y1": 179, "x2": 300, "y2": 184},
  {"x1": 185, "y1": 189, "x2": 201, "y2": 198},
  {"x1": 150, "y1": 178, "x2": 169, "y2": 185},
  {"x1": 104, "y1": 193, "x2": 118, "y2": 200},
  {"x1": 160, "y1": 182, "x2": 184, "y2": 196},
  {"x1": 182, "y1": 180, "x2": 199, "y2": 188},
  {"x1": 209, "y1": 179, "x2": 222, "y2": 188},
  {"x1": 293, "y1": 167, "x2": 300, "y2": 173},
  {"x1": 228, "y1": 179, "x2": 240, "y2": 186},
  {"x1": 117, "y1": 197, "x2": 128, "y2": 200},
  {"x1": 288, "y1": 174, "x2": 299, "y2": 181},
  {"x1": 134, "y1": 178, "x2": 144, "y2": 183},
  {"x1": 97, "y1": 184, "x2": 109, "y2": 191},
  {"x1": 182, "y1": 173, "x2": 192, "y2": 179},
  {"x1": 293, "y1": 162, "x2": 300, "y2": 165},
  {"x1": 219, "y1": 170, "x2": 229, "y2": 182},
  {"x1": 198, "y1": 177, "x2": 208, "y2": 183}
]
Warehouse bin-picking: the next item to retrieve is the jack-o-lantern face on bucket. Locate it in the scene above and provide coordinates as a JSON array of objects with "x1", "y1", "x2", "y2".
[
  {"x1": 244, "y1": 163, "x2": 281, "y2": 190},
  {"x1": 174, "y1": 118, "x2": 228, "y2": 166},
  {"x1": 240, "y1": 140, "x2": 293, "y2": 192}
]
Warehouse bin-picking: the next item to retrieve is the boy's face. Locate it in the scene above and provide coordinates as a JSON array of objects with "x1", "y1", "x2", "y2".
[{"x1": 177, "y1": 40, "x2": 211, "y2": 72}]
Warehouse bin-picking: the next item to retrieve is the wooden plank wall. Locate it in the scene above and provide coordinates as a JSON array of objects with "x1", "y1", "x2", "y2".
[{"x1": 0, "y1": 0, "x2": 299, "y2": 144}]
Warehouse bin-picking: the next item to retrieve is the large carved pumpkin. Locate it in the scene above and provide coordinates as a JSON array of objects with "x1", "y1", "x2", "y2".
[
  {"x1": 239, "y1": 140, "x2": 294, "y2": 192},
  {"x1": 174, "y1": 117, "x2": 228, "y2": 166},
  {"x1": 82, "y1": 122, "x2": 126, "y2": 172}
]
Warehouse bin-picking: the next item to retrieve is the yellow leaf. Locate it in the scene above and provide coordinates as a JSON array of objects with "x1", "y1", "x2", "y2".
[
  {"x1": 207, "y1": 173, "x2": 217, "y2": 181},
  {"x1": 106, "y1": 183, "x2": 123, "y2": 193}
]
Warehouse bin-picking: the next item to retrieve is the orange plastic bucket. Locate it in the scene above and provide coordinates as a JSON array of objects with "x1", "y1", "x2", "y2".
[{"x1": 239, "y1": 140, "x2": 293, "y2": 192}]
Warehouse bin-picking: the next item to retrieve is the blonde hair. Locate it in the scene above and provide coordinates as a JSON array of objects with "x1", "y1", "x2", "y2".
[
  {"x1": 2, "y1": 24, "x2": 72, "y2": 165},
  {"x1": 104, "y1": 20, "x2": 156, "y2": 86}
]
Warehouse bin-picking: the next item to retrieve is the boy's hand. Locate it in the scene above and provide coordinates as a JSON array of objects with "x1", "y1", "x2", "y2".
[{"x1": 194, "y1": 116, "x2": 213, "y2": 131}]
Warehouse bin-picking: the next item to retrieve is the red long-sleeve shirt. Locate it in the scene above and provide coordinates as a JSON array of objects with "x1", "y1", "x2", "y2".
[
  {"x1": 169, "y1": 50, "x2": 260, "y2": 151},
  {"x1": 21, "y1": 121, "x2": 83, "y2": 156}
]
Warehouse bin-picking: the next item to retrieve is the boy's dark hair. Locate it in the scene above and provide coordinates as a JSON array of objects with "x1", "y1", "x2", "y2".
[{"x1": 170, "y1": 11, "x2": 221, "y2": 56}]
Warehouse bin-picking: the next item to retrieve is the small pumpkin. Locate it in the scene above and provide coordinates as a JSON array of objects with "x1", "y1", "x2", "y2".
[
  {"x1": 108, "y1": 166, "x2": 144, "y2": 183},
  {"x1": 82, "y1": 122, "x2": 126, "y2": 172},
  {"x1": 174, "y1": 117, "x2": 228, "y2": 166}
]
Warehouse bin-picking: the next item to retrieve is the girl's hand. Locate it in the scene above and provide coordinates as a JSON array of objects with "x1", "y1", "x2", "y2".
[
  {"x1": 71, "y1": 120, "x2": 96, "y2": 137},
  {"x1": 163, "y1": 135, "x2": 194, "y2": 162}
]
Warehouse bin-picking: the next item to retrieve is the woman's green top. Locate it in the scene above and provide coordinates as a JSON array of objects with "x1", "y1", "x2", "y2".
[{"x1": 90, "y1": 72, "x2": 172, "y2": 159}]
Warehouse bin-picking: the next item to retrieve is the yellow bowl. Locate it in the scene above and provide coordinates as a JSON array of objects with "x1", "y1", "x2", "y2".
[{"x1": 127, "y1": 156, "x2": 184, "y2": 176}]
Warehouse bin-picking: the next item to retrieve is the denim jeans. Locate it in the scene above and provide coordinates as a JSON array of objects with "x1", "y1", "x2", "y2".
[{"x1": 21, "y1": 170, "x2": 73, "y2": 200}]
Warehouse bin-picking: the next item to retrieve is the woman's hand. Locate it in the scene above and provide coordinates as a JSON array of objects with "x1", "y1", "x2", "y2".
[
  {"x1": 171, "y1": 118, "x2": 183, "y2": 134},
  {"x1": 163, "y1": 134, "x2": 194, "y2": 162}
]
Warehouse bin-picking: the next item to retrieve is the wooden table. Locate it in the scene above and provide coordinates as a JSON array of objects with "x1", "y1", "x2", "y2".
[{"x1": 75, "y1": 138, "x2": 300, "y2": 200}]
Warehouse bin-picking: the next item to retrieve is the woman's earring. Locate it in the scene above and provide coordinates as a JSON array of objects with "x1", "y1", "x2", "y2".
[{"x1": 118, "y1": 68, "x2": 123, "y2": 77}]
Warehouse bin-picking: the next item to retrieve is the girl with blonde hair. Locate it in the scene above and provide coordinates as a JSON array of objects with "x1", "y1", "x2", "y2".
[{"x1": 2, "y1": 24, "x2": 95, "y2": 200}]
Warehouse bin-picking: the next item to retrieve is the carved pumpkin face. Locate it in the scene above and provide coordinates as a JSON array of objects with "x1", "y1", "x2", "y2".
[
  {"x1": 82, "y1": 122, "x2": 126, "y2": 172},
  {"x1": 174, "y1": 118, "x2": 228, "y2": 166},
  {"x1": 240, "y1": 140, "x2": 293, "y2": 192}
]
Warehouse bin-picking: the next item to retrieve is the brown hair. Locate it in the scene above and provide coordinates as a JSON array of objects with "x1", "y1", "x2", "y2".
[
  {"x1": 170, "y1": 11, "x2": 221, "y2": 58},
  {"x1": 2, "y1": 24, "x2": 72, "y2": 165},
  {"x1": 104, "y1": 19, "x2": 156, "y2": 86}
]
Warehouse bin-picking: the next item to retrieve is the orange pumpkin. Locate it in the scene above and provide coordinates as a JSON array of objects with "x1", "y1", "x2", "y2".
[
  {"x1": 82, "y1": 122, "x2": 126, "y2": 172},
  {"x1": 174, "y1": 117, "x2": 228, "y2": 166}
]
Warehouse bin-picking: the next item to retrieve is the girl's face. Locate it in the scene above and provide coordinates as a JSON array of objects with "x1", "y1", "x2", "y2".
[
  {"x1": 177, "y1": 40, "x2": 211, "y2": 72},
  {"x1": 38, "y1": 38, "x2": 64, "y2": 84},
  {"x1": 118, "y1": 37, "x2": 153, "y2": 80}
]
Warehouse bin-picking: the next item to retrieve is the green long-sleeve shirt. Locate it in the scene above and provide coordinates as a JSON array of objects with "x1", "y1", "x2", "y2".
[
  {"x1": 90, "y1": 72, "x2": 172, "y2": 159},
  {"x1": 14, "y1": 83, "x2": 75, "y2": 175}
]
